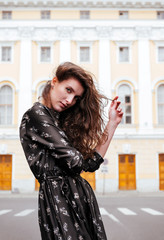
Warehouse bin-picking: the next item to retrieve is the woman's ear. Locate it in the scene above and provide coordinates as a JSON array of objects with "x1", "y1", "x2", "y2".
[{"x1": 51, "y1": 77, "x2": 58, "y2": 87}]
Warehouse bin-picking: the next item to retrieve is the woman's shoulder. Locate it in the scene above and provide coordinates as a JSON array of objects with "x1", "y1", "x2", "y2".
[{"x1": 24, "y1": 102, "x2": 49, "y2": 120}]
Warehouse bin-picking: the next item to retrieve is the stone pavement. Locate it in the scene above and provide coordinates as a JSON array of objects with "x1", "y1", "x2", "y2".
[{"x1": 0, "y1": 190, "x2": 164, "y2": 198}]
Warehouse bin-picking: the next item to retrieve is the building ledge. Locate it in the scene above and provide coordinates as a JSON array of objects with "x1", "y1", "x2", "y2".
[{"x1": 0, "y1": 0, "x2": 164, "y2": 10}]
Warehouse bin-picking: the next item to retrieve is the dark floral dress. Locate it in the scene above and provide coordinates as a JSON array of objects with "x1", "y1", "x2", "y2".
[{"x1": 20, "y1": 102, "x2": 107, "y2": 240}]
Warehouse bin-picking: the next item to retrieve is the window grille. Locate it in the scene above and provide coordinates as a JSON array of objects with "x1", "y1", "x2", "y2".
[
  {"x1": 40, "y1": 47, "x2": 51, "y2": 62},
  {"x1": 119, "y1": 11, "x2": 128, "y2": 19},
  {"x1": 119, "y1": 47, "x2": 129, "y2": 62},
  {"x1": 80, "y1": 46, "x2": 90, "y2": 62},
  {"x1": 118, "y1": 84, "x2": 132, "y2": 124},
  {"x1": 2, "y1": 11, "x2": 12, "y2": 20},
  {"x1": 158, "y1": 47, "x2": 164, "y2": 62},
  {"x1": 157, "y1": 84, "x2": 164, "y2": 124},
  {"x1": 80, "y1": 11, "x2": 90, "y2": 20},
  {"x1": 1, "y1": 47, "x2": 11, "y2": 62},
  {"x1": 41, "y1": 11, "x2": 50, "y2": 19},
  {"x1": 0, "y1": 85, "x2": 13, "y2": 125}
]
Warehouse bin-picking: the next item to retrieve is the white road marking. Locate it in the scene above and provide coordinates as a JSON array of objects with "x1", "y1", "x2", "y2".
[
  {"x1": 0, "y1": 209, "x2": 12, "y2": 215},
  {"x1": 117, "y1": 208, "x2": 137, "y2": 215},
  {"x1": 100, "y1": 207, "x2": 120, "y2": 223},
  {"x1": 141, "y1": 208, "x2": 164, "y2": 215},
  {"x1": 14, "y1": 209, "x2": 35, "y2": 217}
]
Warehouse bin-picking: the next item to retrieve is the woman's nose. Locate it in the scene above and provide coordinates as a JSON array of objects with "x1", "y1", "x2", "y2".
[{"x1": 66, "y1": 95, "x2": 74, "y2": 105}]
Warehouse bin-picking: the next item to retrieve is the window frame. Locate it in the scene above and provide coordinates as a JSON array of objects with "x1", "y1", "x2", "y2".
[
  {"x1": 0, "y1": 43, "x2": 13, "y2": 64},
  {"x1": 156, "y1": 42, "x2": 164, "y2": 63},
  {"x1": 116, "y1": 41, "x2": 132, "y2": 64},
  {"x1": 0, "y1": 83, "x2": 14, "y2": 126},
  {"x1": 2, "y1": 11, "x2": 12, "y2": 20},
  {"x1": 41, "y1": 10, "x2": 51, "y2": 20},
  {"x1": 117, "y1": 83, "x2": 133, "y2": 125},
  {"x1": 37, "y1": 42, "x2": 53, "y2": 64},
  {"x1": 156, "y1": 83, "x2": 164, "y2": 125},
  {"x1": 119, "y1": 11, "x2": 129, "y2": 20},
  {"x1": 157, "y1": 11, "x2": 164, "y2": 20},
  {"x1": 77, "y1": 42, "x2": 92, "y2": 64},
  {"x1": 80, "y1": 10, "x2": 90, "y2": 20},
  {"x1": 37, "y1": 82, "x2": 47, "y2": 100}
]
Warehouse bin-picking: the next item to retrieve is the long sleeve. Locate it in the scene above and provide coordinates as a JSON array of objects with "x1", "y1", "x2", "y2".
[
  {"x1": 83, "y1": 151, "x2": 104, "y2": 172},
  {"x1": 20, "y1": 103, "x2": 104, "y2": 177},
  {"x1": 20, "y1": 103, "x2": 85, "y2": 175}
]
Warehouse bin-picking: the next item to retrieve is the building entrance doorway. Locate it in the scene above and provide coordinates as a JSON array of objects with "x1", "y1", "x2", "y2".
[
  {"x1": 0, "y1": 154, "x2": 12, "y2": 190},
  {"x1": 119, "y1": 154, "x2": 136, "y2": 190},
  {"x1": 159, "y1": 154, "x2": 164, "y2": 190},
  {"x1": 81, "y1": 172, "x2": 96, "y2": 190}
]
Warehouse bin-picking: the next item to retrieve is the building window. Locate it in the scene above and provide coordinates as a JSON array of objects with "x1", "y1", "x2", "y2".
[
  {"x1": 37, "y1": 83, "x2": 46, "y2": 99},
  {"x1": 80, "y1": 11, "x2": 90, "y2": 20},
  {"x1": 0, "y1": 85, "x2": 13, "y2": 125},
  {"x1": 2, "y1": 11, "x2": 12, "y2": 20},
  {"x1": 40, "y1": 47, "x2": 51, "y2": 62},
  {"x1": 41, "y1": 11, "x2": 50, "y2": 19},
  {"x1": 118, "y1": 84, "x2": 132, "y2": 124},
  {"x1": 158, "y1": 47, "x2": 164, "y2": 62},
  {"x1": 79, "y1": 46, "x2": 90, "y2": 62},
  {"x1": 157, "y1": 84, "x2": 164, "y2": 124},
  {"x1": 157, "y1": 11, "x2": 164, "y2": 19},
  {"x1": 119, "y1": 11, "x2": 128, "y2": 19},
  {"x1": 119, "y1": 47, "x2": 129, "y2": 62},
  {"x1": 1, "y1": 46, "x2": 11, "y2": 62}
]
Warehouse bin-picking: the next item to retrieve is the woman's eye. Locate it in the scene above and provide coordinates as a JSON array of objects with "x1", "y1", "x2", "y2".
[
  {"x1": 75, "y1": 96, "x2": 81, "y2": 102},
  {"x1": 66, "y1": 88, "x2": 71, "y2": 93}
]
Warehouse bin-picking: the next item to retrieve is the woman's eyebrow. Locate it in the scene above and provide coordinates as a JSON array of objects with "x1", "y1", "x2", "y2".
[{"x1": 68, "y1": 85, "x2": 83, "y2": 97}]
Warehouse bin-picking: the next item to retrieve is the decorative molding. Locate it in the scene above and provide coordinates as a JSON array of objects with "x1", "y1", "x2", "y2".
[
  {"x1": 0, "y1": 24, "x2": 164, "y2": 41},
  {"x1": 0, "y1": 1, "x2": 164, "y2": 9},
  {"x1": 152, "y1": 77, "x2": 164, "y2": 89},
  {"x1": 32, "y1": 77, "x2": 50, "y2": 91},
  {"x1": 57, "y1": 26, "x2": 74, "y2": 39},
  {"x1": 135, "y1": 26, "x2": 152, "y2": 39},
  {"x1": 96, "y1": 26, "x2": 112, "y2": 39},
  {"x1": 112, "y1": 77, "x2": 138, "y2": 90},
  {"x1": 0, "y1": 77, "x2": 19, "y2": 90},
  {"x1": 113, "y1": 27, "x2": 136, "y2": 41},
  {"x1": 18, "y1": 26, "x2": 34, "y2": 39}
]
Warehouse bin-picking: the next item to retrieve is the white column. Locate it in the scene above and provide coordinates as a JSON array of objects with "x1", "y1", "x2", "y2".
[
  {"x1": 59, "y1": 39, "x2": 71, "y2": 63},
  {"x1": 18, "y1": 39, "x2": 32, "y2": 124},
  {"x1": 138, "y1": 39, "x2": 152, "y2": 130},
  {"x1": 98, "y1": 39, "x2": 111, "y2": 98}
]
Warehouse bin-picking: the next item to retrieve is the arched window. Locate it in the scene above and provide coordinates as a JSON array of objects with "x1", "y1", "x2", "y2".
[
  {"x1": 118, "y1": 84, "x2": 132, "y2": 124},
  {"x1": 0, "y1": 85, "x2": 13, "y2": 125},
  {"x1": 37, "y1": 83, "x2": 46, "y2": 100},
  {"x1": 157, "y1": 84, "x2": 164, "y2": 124}
]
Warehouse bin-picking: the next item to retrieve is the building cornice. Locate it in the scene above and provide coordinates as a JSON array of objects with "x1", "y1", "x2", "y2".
[
  {"x1": 0, "y1": 20, "x2": 164, "y2": 41},
  {"x1": 0, "y1": 0, "x2": 164, "y2": 10}
]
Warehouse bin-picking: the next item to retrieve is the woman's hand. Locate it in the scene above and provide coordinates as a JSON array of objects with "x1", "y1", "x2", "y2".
[
  {"x1": 108, "y1": 96, "x2": 123, "y2": 126},
  {"x1": 95, "y1": 96, "x2": 123, "y2": 157}
]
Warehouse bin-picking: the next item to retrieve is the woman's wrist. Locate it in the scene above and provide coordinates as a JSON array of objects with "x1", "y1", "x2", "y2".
[{"x1": 107, "y1": 119, "x2": 119, "y2": 130}]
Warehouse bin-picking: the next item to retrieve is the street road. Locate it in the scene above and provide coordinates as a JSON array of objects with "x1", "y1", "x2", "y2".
[{"x1": 0, "y1": 193, "x2": 164, "y2": 240}]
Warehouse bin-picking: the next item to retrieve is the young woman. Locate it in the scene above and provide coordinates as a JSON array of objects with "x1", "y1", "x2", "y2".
[{"x1": 20, "y1": 62, "x2": 123, "y2": 240}]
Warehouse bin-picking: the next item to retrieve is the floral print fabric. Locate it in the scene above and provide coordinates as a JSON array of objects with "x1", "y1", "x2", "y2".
[{"x1": 20, "y1": 102, "x2": 107, "y2": 240}]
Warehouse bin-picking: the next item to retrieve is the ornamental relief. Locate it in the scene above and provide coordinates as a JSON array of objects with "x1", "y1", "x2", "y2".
[
  {"x1": 96, "y1": 26, "x2": 112, "y2": 38},
  {"x1": 33, "y1": 28, "x2": 57, "y2": 41},
  {"x1": 0, "y1": 25, "x2": 164, "y2": 41},
  {"x1": 18, "y1": 27, "x2": 35, "y2": 39},
  {"x1": 135, "y1": 26, "x2": 152, "y2": 39},
  {"x1": 0, "y1": 28, "x2": 18, "y2": 41},
  {"x1": 112, "y1": 27, "x2": 136, "y2": 41},
  {"x1": 56, "y1": 26, "x2": 74, "y2": 39}
]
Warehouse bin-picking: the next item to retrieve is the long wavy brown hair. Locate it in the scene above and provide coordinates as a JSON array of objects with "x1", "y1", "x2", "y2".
[{"x1": 42, "y1": 62, "x2": 108, "y2": 158}]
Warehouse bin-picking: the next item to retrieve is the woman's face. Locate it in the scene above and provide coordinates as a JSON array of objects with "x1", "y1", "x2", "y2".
[{"x1": 49, "y1": 77, "x2": 84, "y2": 112}]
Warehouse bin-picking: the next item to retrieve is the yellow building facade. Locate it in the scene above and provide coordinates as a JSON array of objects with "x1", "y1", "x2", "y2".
[{"x1": 0, "y1": 0, "x2": 164, "y2": 193}]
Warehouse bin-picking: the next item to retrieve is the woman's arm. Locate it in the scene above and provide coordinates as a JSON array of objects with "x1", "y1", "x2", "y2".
[{"x1": 96, "y1": 96, "x2": 123, "y2": 158}]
